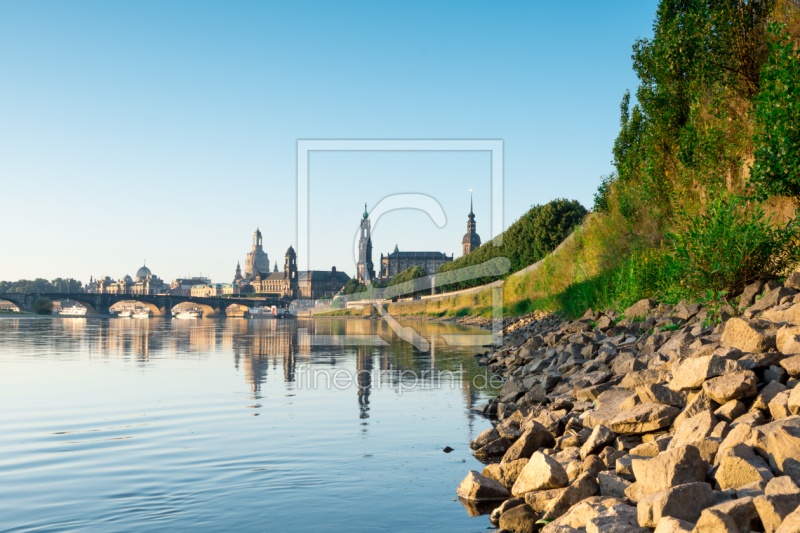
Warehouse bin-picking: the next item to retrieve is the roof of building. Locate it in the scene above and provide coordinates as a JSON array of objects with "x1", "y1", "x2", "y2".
[
  {"x1": 462, "y1": 231, "x2": 481, "y2": 246},
  {"x1": 136, "y1": 262, "x2": 151, "y2": 279},
  {"x1": 299, "y1": 270, "x2": 350, "y2": 282},
  {"x1": 384, "y1": 251, "x2": 451, "y2": 260}
]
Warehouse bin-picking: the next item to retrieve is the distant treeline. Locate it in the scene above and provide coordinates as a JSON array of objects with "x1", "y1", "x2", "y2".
[
  {"x1": 0, "y1": 278, "x2": 83, "y2": 294},
  {"x1": 435, "y1": 199, "x2": 587, "y2": 292}
]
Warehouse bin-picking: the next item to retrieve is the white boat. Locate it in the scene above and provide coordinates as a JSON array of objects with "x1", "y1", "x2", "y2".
[
  {"x1": 133, "y1": 310, "x2": 151, "y2": 319},
  {"x1": 176, "y1": 310, "x2": 201, "y2": 319},
  {"x1": 59, "y1": 306, "x2": 87, "y2": 316},
  {"x1": 118, "y1": 310, "x2": 133, "y2": 318}
]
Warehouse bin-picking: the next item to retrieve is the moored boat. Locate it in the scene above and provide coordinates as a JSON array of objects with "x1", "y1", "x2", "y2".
[
  {"x1": 176, "y1": 310, "x2": 201, "y2": 319},
  {"x1": 118, "y1": 310, "x2": 133, "y2": 318},
  {"x1": 59, "y1": 306, "x2": 87, "y2": 316},
  {"x1": 132, "y1": 310, "x2": 151, "y2": 319}
]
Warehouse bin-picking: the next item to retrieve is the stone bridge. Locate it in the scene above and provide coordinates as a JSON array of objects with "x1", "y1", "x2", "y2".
[{"x1": 0, "y1": 293, "x2": 288, "y2": 317}]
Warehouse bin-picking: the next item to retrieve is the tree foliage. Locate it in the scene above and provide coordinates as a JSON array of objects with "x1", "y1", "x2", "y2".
[
  {"x1": 0, "y1": 278, "x2": 83, "y2": 294},
  {"x1": 436, "y1": 199, "x2": 587, "y2": 291},
  {"x1": 32, "y1": 298, "x2": 53, "y2": 315},
  {"x1": 750, "y1": 23, "x2": 800, "y2": 198}
]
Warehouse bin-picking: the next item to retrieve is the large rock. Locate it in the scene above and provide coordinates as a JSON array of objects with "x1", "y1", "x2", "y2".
[
  {"x1": 669, "y1": 411, "x2": 718, "y2": 450},
  {"x1": 525, "y1": 487, "x2": 568, "y2": 513},
  {"x1": 777, "y1": 325, "x2": 800, "y2": 355},
  {"x1": 586, "y1": 504, "x2": 650, "y2": 533},
  {"x1": 498, "y1": 503, "x2": 539, "y2": 533},
  {"x1": 706, "y1": 496, "x2": 761, "y2": 533},
  {"x1": 716, "y1": 424, "x2": 759, "y2": 465},
  {"x1": 625, "y1": 299, "x2": 657, "y2": 320},
  {"x1": 739, "y1": 280, "x2": 765, "y2": 311},
  {"x1": 789, "y1": 386, "x2": 800, "y2": 416},
  {"x1": 541, "y1": 471, "x2": 600, "y2": 519},
  {"x1": 715, "y1": 443, "x2": 774, "y2": 490},
  {"x1": 580, "y1": 424, "x2": 616, "y2": 459},
  {"x1": 599, "y1": 471, "x2": 633, "y2": 499},
  {"x1": 483, "y1": 458, "x2": 529, "y2": 489},
  {"x1": 605, "y1": 403, "x2": 681, "y2": 435},
  {"x1": 502, "y1": 422, "x2": 556, "y2": 463},
  {"x1": 511, "y1": 452, "x2": 570, "y2": 496},
  {"x1": 763, "y1": 303, "x2": 800, "y2": 327},
  {"x1": 669, "y1": 356, "x2": 743, "y2": 391},
  {"x1": 637, "y1": 482, "x2": 715, "y2": 528},
  {"x1": 474, "y1": 436, "x2": 514, "y2": 458},
  {"x1": 754, "y1": 476, "x2": 800, "y2": 533},
  {"x1": 471, "y1": 427, "x2": 500, "y2": 450},
  {"x1": 653, "y1": 516, "x2": 695, "y2": 533},
  {"x1": 583, "y1": 389, "x2": 638, "y2": 429},
  {"x1": 456, "y1": 470, "x2": 510, "y2": 501},
  {"x1": 499, "y1": 376, "x2": 529, "y2": 403},
  {"x1": 637, "y1": 383, "x2": 688, "y2": 408},
  {"x1": 621, "y1": 368, "x2": 672, "y2": 390},
  {"x1": 766, "y1": 425, "x2": 800, "y2": 486},
  {"x1": 702, "y1": 370, "x2": 758, "y2": 404},
  {"x1": 541, "y1": 498, "x2": 620, "y2": 532},
  {"x1": 744, "y1": 287, "x2": 796, "y2": 317},
  {"x1": 673, "y1": 391, "x2": 721, "y2": 429},
  {"x1": 776, "y1": 506, "x2": 800, "y2": 533},
  {"x1": 754, "y1": 381, "x2": 789, "y2": 410},
  {"x1": 781, "y1": 355, "x2": 800, "y2": 377},
  {"x1": 770, "y1": 391, "x2": 793, "y2": 420},
  {"x1": 691, "y1": 508, "x2": 738, "y2": 533},
  {"x1": 490, "y1": 497, "x2": 525, "y2": 525},
  {"x1": 631, "y1": 445, "x2": 708, "y2": 497},
  {"x1": 721, "y1": 318, "x2": 777, "y2": 354},
  {"x1": 715, "y1": 400, "x2": 747, "y2": 424}
]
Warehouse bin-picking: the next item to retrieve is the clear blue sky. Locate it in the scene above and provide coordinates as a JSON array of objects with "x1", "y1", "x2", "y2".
[{"x1": 0, "y1": 1, "x2": 658, "y2": 283}]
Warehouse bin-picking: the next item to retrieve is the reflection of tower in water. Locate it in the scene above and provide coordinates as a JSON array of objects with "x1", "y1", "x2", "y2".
[
  {"x1": 356, "y1": 345, "x2": 372, "y2": 424},
  {"x1": 237, "y1": 321, "x2": 302, "y2": 397}
]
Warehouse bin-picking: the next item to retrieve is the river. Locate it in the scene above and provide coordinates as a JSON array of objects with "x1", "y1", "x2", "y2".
[{"x1": 0, "y1": 316, "x2": 501, "y2": 532}]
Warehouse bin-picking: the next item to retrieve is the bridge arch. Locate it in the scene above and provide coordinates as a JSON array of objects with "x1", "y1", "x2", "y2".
[
  {"x1": 110, "y1": 299, "x2": 164, "y2": 316},
  {"x1": 171, "y1": 301, "x2": 217, "y2": 317},
  {"x1": 225, "y1": 303, "x2": 249, "y2": 318},
  {"x1": 0, "y1": 299, "x2": 21, "y2": 312}
]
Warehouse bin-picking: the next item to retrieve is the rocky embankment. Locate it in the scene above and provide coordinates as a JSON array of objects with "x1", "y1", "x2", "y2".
[{"x1": 457, "y1": 276, "x2": 800, "y2": 533}]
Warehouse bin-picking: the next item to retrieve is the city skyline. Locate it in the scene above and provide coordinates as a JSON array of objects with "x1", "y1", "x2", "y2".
[{"x1": 0, "y1": 1, "x2": 658, "y2": 282}]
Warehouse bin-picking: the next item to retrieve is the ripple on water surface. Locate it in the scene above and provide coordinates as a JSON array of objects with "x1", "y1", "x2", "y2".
[{"x1": 0, "y1": 317, "x2": 500, "y2": 532}]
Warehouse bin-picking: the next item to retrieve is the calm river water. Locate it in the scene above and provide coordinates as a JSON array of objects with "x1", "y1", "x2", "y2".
[{"x1": 0, "y1": 316, "x2": 501, "y2": 532}]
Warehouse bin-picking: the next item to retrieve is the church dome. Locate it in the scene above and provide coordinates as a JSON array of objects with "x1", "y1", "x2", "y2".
[
  {"x1": 136, "y1": 262, "x2": 151, "y2": 280},
  {"x1": 286, "y1": 244, "x2": 296, "y2": 256},
  {"x1": 462, "y1": 232, "x2": 481, "y2": 246}
]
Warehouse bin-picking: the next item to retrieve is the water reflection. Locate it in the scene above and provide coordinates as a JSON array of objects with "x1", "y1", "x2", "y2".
[
  {"x1": 0, "y1": 317, "x2": 498, "y2": 430},
  {"x1": 0, "y1": 316, "x2": 501, "y2": 532}
]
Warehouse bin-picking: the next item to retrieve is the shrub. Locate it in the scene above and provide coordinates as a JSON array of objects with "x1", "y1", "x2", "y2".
[
  {"x1": 33, "y1": 297, "x2": 53, "y2": 315},
  {"x1": 666, "y1": 195, "x2": 800, "y2": 295}
]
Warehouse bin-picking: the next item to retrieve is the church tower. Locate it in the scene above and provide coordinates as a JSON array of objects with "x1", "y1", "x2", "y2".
[
  {"x1": 284, "y1": 245, "x2": 299, "y2": 299},
  {"x1": 244, "y1": 226, "x2": 270, "y2": 281},
  {"x1": 356, "y1": 202, "x2": 375, "y2": 283},
  {"x1": 461, "y1": 191, "x2": 481, "y2": 256},
  {"x1": 233, "y1": 261, "x2": 243, "y2": 284}
]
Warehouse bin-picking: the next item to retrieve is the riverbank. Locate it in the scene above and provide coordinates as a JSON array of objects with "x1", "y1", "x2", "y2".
[{"x1": 456, "y1": 276, "x2": 800, "y2": 531}]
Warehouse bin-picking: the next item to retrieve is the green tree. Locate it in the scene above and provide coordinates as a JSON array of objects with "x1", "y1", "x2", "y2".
[
  {"x1": 33, "y1": 297, "x2": 53, "y2": 315},
  {"x1": 750, "y1": 23, "x2": 800, "y2": 198}
]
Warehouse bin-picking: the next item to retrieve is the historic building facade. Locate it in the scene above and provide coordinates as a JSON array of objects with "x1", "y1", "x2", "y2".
[
  {"x1": 244, "y1": 227, "x2": 270, "y2": 282},
  {"x1": 379, "y1": 247, "x2": 453, "y2": 279},
  {"x1": 88, "y1": 262, "x2": 168, "y2": 295},
  {"x1": 299, "y1": 268, "x2": 350, "y2": 299},
  {"x1": 356, "y1": 203, "x2": 375, "y2": 283},
  {"x1": 249, "y1": 245, "x2": 299, "y2": 299},
  {"x1": 462, "y1": 195, "x2": 482, "y2": 256}
]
